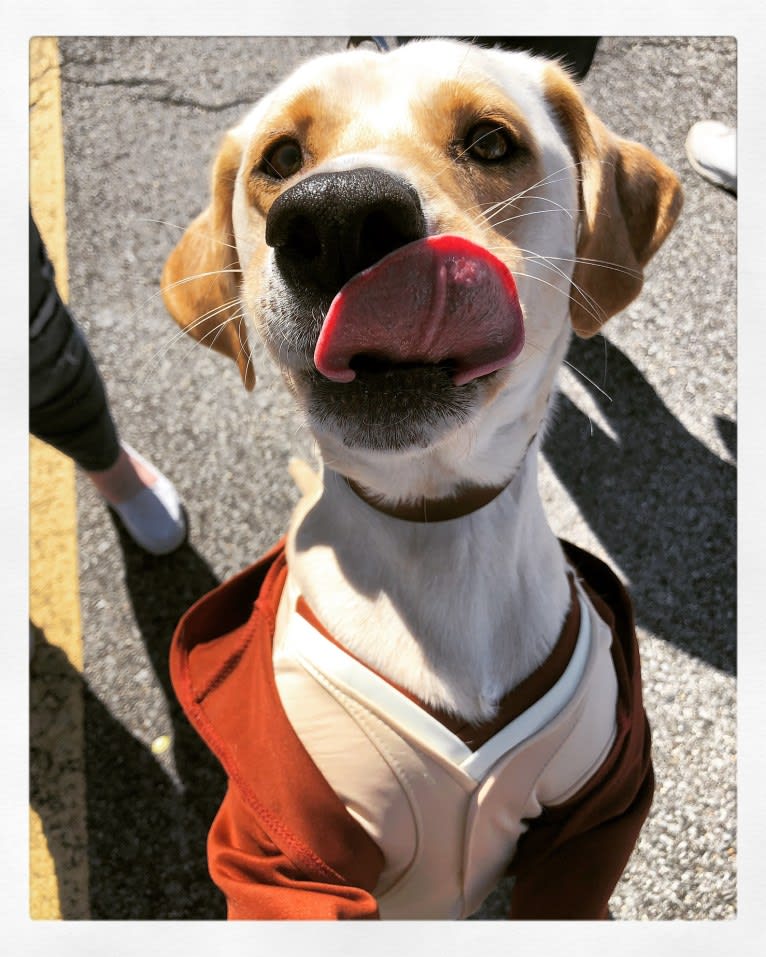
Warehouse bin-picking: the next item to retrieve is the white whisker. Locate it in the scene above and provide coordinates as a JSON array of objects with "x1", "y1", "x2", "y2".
[
  {"x1": 139, "y1": 297, "x2": 243, "y2": 387},
  {"x1": 488, "y1": 207, "x2": 578, "y2": 231},
  {"x1": 138, "y1": 217, "x2": 239, "y2": 253},
  {"x1": 562, "y1": 358, "x2": 612, "y2": 401},
  {"x1": 511, "y1": 247, "x2": 607, "y2": 330}
]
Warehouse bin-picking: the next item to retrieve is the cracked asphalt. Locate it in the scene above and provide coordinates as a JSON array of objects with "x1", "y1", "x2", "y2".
[{"x1": 34, "y1": 36, "x2": 736, "y2": 921}]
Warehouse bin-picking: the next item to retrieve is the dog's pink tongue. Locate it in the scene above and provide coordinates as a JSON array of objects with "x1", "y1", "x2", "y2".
[{"x1": 314, "y1": 235, "x2": 524, "y2": 386}]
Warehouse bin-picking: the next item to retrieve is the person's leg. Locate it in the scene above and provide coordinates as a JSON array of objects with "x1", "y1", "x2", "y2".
[
  {"x1": 29, "y1": 212, "x2": 122, "y2": 473},
  {"x1": 29, "y1": 213, "x2": 186, "y2": 553}
]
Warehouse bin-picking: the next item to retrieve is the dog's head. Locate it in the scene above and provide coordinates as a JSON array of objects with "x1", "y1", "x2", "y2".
[{"x1": 163, "y1": 40, "x2": 681, "y2": 501}]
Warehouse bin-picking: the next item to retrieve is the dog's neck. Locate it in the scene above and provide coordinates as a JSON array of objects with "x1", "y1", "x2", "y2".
[{"x1": 283, "y1": 438, "x2": 571, "y2": 722}]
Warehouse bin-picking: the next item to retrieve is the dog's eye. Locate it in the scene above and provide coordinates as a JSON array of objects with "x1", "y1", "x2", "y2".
[
  {"x1": 464, "y1": 123, "x2": 514, "y2": 162},
  {"x1": 261, "y1": 139, "x2": 303, "y2": 179}
]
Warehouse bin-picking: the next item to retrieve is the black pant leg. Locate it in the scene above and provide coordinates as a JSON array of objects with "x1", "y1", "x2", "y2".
[{"x1": 29, "y1": 213, "x2": 121, "y2": 472}]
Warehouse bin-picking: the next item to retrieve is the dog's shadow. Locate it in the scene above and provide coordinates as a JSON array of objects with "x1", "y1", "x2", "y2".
[{"x1": 544, "y1": 334, "x2": 735, "y2": 675}]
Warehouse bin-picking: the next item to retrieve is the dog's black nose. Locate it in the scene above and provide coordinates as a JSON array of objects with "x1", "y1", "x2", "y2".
[{"x1": 265, "y1": 167, "x2": 427, "y2": 296}]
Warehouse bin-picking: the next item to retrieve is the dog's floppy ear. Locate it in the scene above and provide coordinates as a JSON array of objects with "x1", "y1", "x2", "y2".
[
  {"x1": 161, "y1": 132, "x2": 255, "y2": 390},
  {"x1": 544, "y1": 66, "x2": 683, "y2": 336}
]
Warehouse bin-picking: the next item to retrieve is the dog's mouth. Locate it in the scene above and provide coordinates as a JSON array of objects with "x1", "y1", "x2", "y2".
[
  {"x1": 314, "y1": 234, "x2": 525, "y2": 386},
  {"x1": 294, "y1": 234, "x2": 524, "y2": 450}
]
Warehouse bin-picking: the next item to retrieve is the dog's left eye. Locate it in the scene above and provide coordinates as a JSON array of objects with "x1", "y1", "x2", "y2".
[
  {"x1": 464, "y1": 122, "x2": 514, "y2": 162},
  {"x1": 261, "y1": 138, "x2": 303, "y2": 179}
]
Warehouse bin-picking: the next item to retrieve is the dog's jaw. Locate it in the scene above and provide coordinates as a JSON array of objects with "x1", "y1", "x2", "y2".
[{"x1": 304, "y1": 330, "x2": 569, "y2": 506}]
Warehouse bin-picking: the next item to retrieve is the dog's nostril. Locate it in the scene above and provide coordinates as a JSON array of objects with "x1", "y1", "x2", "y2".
[{"x1": 281, "y1": 215, "x2": 323, "y2": 262}]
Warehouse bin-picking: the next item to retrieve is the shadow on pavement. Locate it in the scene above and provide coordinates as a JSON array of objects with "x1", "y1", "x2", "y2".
[
  {"x1": 30, "y1": 625, "x2": 89, "y2": 920},
  {"x1": 84, "y1": 530, "x2": 228, "y2": 919},
  {"x1": 544, "y1": 334, "x2": 736, "y2": 675}
]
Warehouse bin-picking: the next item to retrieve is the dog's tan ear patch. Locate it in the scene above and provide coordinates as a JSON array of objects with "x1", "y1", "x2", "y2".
[
  {"x1": 161, "y1": 133, "x2": 255, "y2": 390},
  {"x1": 544, "y1": 66, "x2": 683, "y2": 337}
]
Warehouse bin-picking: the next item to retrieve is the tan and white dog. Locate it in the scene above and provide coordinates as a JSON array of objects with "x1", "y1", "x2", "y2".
[{"x1": 165, "y1": 40, "x2": 682, "y2": 920}]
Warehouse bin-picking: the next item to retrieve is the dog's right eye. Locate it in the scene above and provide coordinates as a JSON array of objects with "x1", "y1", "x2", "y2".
[
  {"x1": 464, "y1": 122, "x2": 515, "y2": 163},
  {"x1": 260, "y1": 139, "x2": 303, "y2": 179}
]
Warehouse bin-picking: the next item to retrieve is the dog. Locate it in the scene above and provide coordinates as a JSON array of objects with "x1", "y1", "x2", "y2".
[{"x1": 164, "y1": 39, "x2": 682, "y2": 920}]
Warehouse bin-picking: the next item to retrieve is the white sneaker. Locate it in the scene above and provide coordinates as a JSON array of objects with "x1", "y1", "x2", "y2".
[
  {"x1": 685, "y1": 121, "x2": 737, "y2": 194},
  {"x1": 109, "y1": 443, "x2": 187, "y2": 555}
]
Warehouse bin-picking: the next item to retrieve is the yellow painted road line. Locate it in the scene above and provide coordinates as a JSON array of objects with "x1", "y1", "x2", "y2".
[{"x1": 29, "y1": 36, "x2": 90, "y2": 920}]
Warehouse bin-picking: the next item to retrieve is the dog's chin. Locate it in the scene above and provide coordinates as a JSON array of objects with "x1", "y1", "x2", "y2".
[{"x1": 297, "y1": 360, "x2": 483, "y2": 452}]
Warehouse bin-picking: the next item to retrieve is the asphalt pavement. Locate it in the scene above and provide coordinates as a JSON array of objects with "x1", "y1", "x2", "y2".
[{"x1": 34, "y1": 36, "x2": 736, "y2": 921}]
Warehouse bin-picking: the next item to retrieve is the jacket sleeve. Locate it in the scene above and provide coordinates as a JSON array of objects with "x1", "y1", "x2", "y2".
[
  {"x1": 507, "y1": 699, "x2": 654, "y2": 920},
  {"x1": 506, "y1": 545, "x2": 656, "y2": 920},
  {"x1": 208, "y1": 785, "x2": 380, "y2": 920}
]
